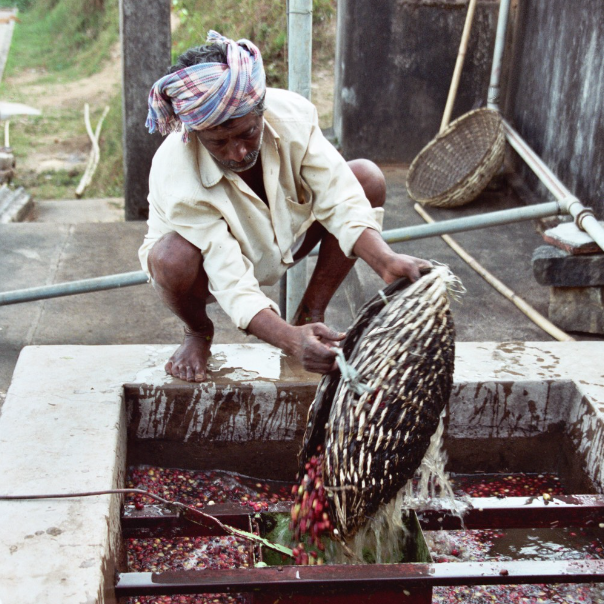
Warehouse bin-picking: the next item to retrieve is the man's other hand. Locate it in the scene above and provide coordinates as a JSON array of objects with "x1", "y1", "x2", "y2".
[
  {"x1": 292, "y1": 323, "x2": 345, "y2": 374},
  {"x1": 247, "y1": 309, "x2": 345, "y2": 375}
]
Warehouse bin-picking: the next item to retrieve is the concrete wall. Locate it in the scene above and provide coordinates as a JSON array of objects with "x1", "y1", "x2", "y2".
[
  {"x1": 333, "y1": 0, "x2": 499, "y2": 164},
  {"x1": 505, "y1": 0, "x2": 604, "y2": 219},
  {"x1": 120, "y1": 0, "x2": 171, "y2": 221}
]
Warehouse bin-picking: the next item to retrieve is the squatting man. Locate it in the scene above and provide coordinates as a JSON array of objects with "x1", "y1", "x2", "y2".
[{"x1": 140, "y1": 31, "x2": 431, "y2": 382}]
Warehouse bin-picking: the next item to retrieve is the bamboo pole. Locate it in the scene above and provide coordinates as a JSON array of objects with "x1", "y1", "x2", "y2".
[
  {"x1": 413, "y1": 203, "x2": 575, "y2": 342},
  {"x1": 440, "y1": 0, "x2": 478, "y2": 132}
]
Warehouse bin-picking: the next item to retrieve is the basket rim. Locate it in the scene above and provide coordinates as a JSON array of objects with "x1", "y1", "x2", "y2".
[{"x1": 406, "y1": 107, "x2": 504, "y2": 204}]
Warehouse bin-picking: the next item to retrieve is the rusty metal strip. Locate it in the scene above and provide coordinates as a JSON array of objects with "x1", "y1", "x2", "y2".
[
  {"x1": 122, "y1": 502, "x2": 290, "y2": 538},
  {"x1": 418, "y1": 494, "x2": 604, "y2": 530},
  {"x1": 115, "y1": 559, "x2": 604, "y2": 597},
  {"x1": 122, "y1": 496, "x2": 604, "y2": 538}
]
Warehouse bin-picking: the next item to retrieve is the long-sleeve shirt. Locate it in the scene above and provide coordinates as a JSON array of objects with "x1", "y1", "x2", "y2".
[{"x1": 139, "y1": 88, "x2": 384, "y2": 330}]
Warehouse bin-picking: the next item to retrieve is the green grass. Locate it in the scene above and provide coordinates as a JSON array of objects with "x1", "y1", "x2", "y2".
[
  {"x1": 4, "y1": 103, "x2": 123, "y2": 201},
  {"x1": 3, "y1": 0, "x2": 119, "y2": 81},
  {"x1": 17, "y1": 168, "x2": 82, "y2": 200},
  {"x1": 0, "y1": 0, "x2": 335, "y2": 201},
  {"x1": 0, "y1": 0, "x2": 121, "y2": 200},
  {"x1": 172, "y1": 0, "x2": 335, "y2": 88}
]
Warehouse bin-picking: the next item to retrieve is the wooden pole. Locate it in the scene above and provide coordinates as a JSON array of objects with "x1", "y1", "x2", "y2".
[{"x1": 440, "y1": 0, "x2": 478, "y2": 133}]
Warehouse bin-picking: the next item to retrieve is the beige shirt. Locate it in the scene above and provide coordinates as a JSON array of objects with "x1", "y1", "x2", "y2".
[{"x1": 139, "y1": 88, "x2": 384, "y2": 330}]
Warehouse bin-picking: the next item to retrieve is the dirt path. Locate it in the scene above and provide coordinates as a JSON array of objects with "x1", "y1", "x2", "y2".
[
  {"x1": 6, "y1": 29, "x2": 334, "y2": 178},
  {"x1": 4, "y1": 44, "x2": 121, "y2": 174}
]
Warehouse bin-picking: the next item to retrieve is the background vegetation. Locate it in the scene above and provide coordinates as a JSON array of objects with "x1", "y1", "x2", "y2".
[{"x1": 0, "y1": 0, "x2": 336, "y2": 201}]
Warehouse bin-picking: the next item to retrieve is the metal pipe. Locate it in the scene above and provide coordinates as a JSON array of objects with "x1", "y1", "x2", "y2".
[
  {"x1": 304, "y1": 201, "x2": 561, "y2": 255},
  {"x1": 285, "y1": 0, "x2": 313, "y2": 321},
  {"x1": 0, "y1": 271, "x2": 148, "y2": 306},
  {"x1": 487, "y1": 0, "x2": 511, "y2": 109},
  {"x1": 116, "y1": 559, "x2": 604, "y2": 597},
  {"x1": 287, "y1": 0, "x2": 313, "y2": 100},
  {"x1": 503, "y1": 119, "x2": 604, "y2": 252},
  {"x1": 0, "y1": 202, "x2": 562, "y2": 306},
  {"x1": 381, "y1": 201, "x2": 561, "y2": 244}
]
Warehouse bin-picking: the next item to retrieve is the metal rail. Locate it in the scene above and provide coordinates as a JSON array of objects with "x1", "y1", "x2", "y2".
[
  {"x1": 122, "y1": 495, "x2": 604, "y2": 537},
  {"x1": 0, "y1": 203, "x2": 563, "y2": 306},
  {"x1": 0, "y1": 270, "x2": 148, "y2": 305},
  {"x1": 116, "y1": 560, "x2": 604, "y2": 597},
  {"x1": 117, "y1": 495, "x2": 604, "y2": 597}
]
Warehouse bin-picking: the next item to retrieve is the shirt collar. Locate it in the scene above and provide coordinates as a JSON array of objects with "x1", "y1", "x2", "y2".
[{"x1": 196, "y1": 116, "x2": 280, "y2": 189}]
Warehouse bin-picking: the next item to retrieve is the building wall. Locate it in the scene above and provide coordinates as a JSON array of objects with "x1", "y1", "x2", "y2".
[
  {"x1": 506, "y1": 0, "x2": 604, "y2": 218},
  {"x1": 334, "y1": 0, "x2": 499, "y2": 164}
]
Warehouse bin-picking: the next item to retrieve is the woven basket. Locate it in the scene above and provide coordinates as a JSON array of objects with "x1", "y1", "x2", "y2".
[
  {"x1": 406, "y1": 108, "x2": 505, "y2": 208},
  {"x1": 298, "y1": 266, "x2": 457, "y2": 540}
]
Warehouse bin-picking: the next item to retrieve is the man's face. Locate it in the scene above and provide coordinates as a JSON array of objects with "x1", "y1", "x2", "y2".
[{"x1": 196, "y1": 111, "x2": 264, "y2": 173}]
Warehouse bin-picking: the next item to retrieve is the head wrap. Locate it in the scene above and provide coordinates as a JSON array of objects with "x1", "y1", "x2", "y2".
[{"x1": 145, "y1": 30, "x2": 266, "y2": 142}]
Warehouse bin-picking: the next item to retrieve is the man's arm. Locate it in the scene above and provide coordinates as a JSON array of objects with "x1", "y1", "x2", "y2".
[
  {"x1": 352, "y1": 227, "x2": 432, "y2": 284},
  {"x1": 247, "y1": 309, "x2": 344, "y2": 374},
  {"x1": 248, "y1": 228, "x2": 430, "y2": 375}
]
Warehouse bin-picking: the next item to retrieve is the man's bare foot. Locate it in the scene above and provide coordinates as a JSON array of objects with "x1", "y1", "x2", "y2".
[{"x1": 165, "y1": 328, "x2": 213, "y2": 382}]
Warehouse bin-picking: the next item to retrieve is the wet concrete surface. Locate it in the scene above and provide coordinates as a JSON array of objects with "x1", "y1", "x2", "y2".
[{"x1": 0, "y1": 167, "x2": 601, "y2": 406}]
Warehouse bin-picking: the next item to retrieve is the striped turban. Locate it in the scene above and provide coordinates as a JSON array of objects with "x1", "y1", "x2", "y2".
[{"x1": 146, "y1": 30, "x2": 266, "y2": 142}]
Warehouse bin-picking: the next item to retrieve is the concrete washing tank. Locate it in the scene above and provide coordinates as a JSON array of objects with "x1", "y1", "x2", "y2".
[{"x1": 1, "y1": 341, "x2": 604, "y2": 602}]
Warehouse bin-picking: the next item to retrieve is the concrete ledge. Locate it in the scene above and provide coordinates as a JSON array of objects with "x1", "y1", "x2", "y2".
[
  {"x1": 533, "y1": 245, "x2": 604, "y2": 287},
  {"x1": 33, "y1": 198, "x2": 125, "y2": 223},
  {"x1": 0, "y1": 343, "x2": 317, "y2": 604},
  {"x1": 0, "y1": 185, "x2": 32, "y2": 223},
  {"x1": 1, "y1": 341, "x2": 604, "y2": 602}
]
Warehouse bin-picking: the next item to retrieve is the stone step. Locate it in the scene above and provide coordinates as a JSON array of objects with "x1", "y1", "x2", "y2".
[
  {"x1": 0, "y1": 185, "x2": 32, "y2": 223},
  {"x1": 33, "y1": 197, "x2": 125, "y2": 223},
  {"x1": 533, "y1": 245, "x2": 604, "y2": 287},
  {"x1": 549, "y1": 287, "x2": 604, "y2": 336}
]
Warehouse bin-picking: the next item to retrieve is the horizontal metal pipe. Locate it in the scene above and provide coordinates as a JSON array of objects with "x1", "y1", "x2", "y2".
[
  {"x1": 115, "y1": 559, "x2": 604, "y2": 597},
  {"x1": 0, "y1": 202, "x2": 562, "y2": 306},
  {"x1": 308, "y1": 201, "x2": 561, "y2": 255},
  {"x1": 503, "y1": 119, "x2": 604, "y2": 252},
  {"x1": 0, "y1": 270, "x2": 148, "y2": 306},
  {"x1": 381, "y1": 201, "x2": 561, "y2": 244}
]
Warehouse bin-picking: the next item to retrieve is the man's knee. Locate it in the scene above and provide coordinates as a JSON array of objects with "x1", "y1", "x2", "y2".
[
  {"x1": 148, "y1": 232, "x2": 203, "y2": 292},
  {"x1": 348, "y1": 158, "x2": 386, "y2": 208}
]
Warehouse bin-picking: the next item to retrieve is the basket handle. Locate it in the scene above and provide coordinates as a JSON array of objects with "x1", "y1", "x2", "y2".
[{"x1": 440, "y1": 0, "x2": 478, "y2": 133}]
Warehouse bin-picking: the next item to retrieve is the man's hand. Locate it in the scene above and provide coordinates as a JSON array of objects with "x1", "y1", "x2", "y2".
[
  {"x1": 247, "y1": 309, "x2": 344, "y2": 374},
  {"x1": 377, "y1": 252, "x2": 432, "y2": 284},
  {"x1": 353, "y1": 228, "x2": 432, "y2": 284},
  {"x1": 291, "y1": 323, "x2": 345, "y2": 373}
]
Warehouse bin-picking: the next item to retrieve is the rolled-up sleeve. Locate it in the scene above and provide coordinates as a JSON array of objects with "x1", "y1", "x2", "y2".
[
  {"x1": 165, "y1": 199, "x2": 280, "y2": 330},
  {"x1": 300, "y1": 110, "x2": 384, "y2": 257}
]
